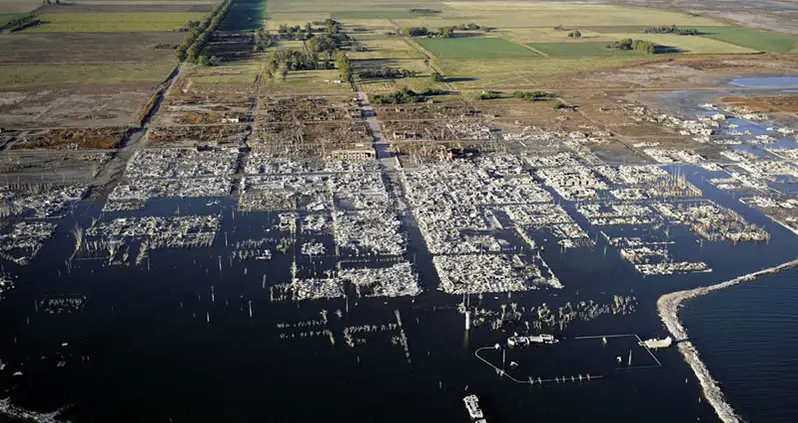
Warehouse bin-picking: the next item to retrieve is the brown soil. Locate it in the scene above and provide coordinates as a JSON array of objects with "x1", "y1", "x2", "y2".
[
  {"x1": 721, "y1": 94, "x2": 798, "y2": 113},
  {"x1": 0, "y1": 84, "x2": 158, "y2": 128},
  {"x1": 148, "y1": 124, "x2": 249, "y2": 144},
  {"x1": 12, "y1": 127, "x2": 129, "y2": 149}
]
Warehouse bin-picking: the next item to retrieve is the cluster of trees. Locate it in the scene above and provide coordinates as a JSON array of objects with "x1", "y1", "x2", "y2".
[
  {"x1": 1, "y1": 14, "x2": 41, "y2": 32},
  {"x1": 278, "y1": 19, "x2": 342, "y2": 40},
  {"x1": 257, "y1": 21, "x2": 350, "y2": 54},
  {"x1": 403, "y1": 26, "x2": 430, "y2": 37},
  {"x1": 335, "y1": 51, "x2": 352, "y2": 83},
  {"x1": 439, "y1": 27, "x2": 455, "y2": 38},
  {"x1": 454, "y1": 23, "x2": 481, "y2": 30},
  {"x1": 277, "y1": 24, "x2": 309, "y2": 40},
  {"x1": 568, "y1": 30, "x2": 582, "y2": 39},
  {"x1": 176, "y1": 0, "x2": 231, "y2": 63},
  {"x1": 371, "y1": 87, "x2": 442, "y2": 105},
  {"x1": 402, "y1": 26, "x2": 456, "y2": 38},
  {"x1": 552, "y1": 101, "x2": 569, "y2": 110},
  {"x1": 263, "y1": 19, "x2": 354, "y2": 84},
  {"x1": 644, "y1": 25, "x2": 700, "y2": 35},
  {"x1": 307, "y1": 32, "x2": 351, "y2": 55},
  {"x1": 513, "y1": 91, "x2": 555, "y2": 101},
  {"x1": 358, "y1": 67, "x2": 417, "y2": 79},
  {"x1": 266, "y1": 48, "x2": 321, "y2": 76},
  {"x1": 253, "y1": 28, "x2": 278, "y2": 52},
  {"x1": 477, "y1": 90, "x2": 502, "y2": 100},
  {"x1": 198, "y1": 55, "x2": 222, "y2": 66},
  {"x1": 606, "y1": 38, "x2": 658, "y2": 54}
]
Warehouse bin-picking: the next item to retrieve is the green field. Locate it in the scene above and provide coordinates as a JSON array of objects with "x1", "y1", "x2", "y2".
[
  {"x1": 604, "y1": 33, "x2": 756, "y2": 54},
  {"x1": 531, "y1": 42, "x2": 644, "y2": 57},
  {"x1": 25, "y1": 12, "x2": 205, "y2": 32},
  {"x1": 415, "y1": 37, "x2": 538, "y2": 58},
  {"x1": 437, "y1": 56, "x2": 650, "y2": 89},
  {"x1": 351, "y1": 38, "x2": 426, "y2": 60},
  {"x1": 331, "y1": 10, "x2": 411, "y2": 19},
  {"x1": 220, "y1": 0, "x2": 267, "y2": 31},
  {"x1": 694, "y1": 26, "x2": 796, "y2": 53},
  {"x1": 0, "y1": 62, "x2": 175, "y2": 87},
  {"x1": 582, "y1": 25, "x2": 796, "y2": 53},
  {"x1": 0, "y1": 13, "x2": 27, "y2": 27},
  {"x1": 415, "y1": 2, "x2": 720, "y2": 28}
]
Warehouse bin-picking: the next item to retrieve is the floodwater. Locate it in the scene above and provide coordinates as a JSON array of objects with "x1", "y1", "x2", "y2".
[
  {"x1": 2, "y1": 78, "x2": 798, "y2": 423},
  {"x1": 681, "y1": 268, "x2": 798, "y2": 423},
  {"x1": 0, "y1": 164, "x2": 796, "y2": 423},
  {"x1": 729, "y1": 76, "x2": 798, "y2": 89},
  {"x1": 644, "y1": 75, "x2": 798, "y2": 423}
]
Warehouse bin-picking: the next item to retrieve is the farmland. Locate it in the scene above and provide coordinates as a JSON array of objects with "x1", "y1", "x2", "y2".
[
  {"x1": 331, "y1": 10, "x2": 412, "y2": 20},
  {"x1": 0, "y1": 0, "x2": 796, "y2": 193},
  {"x1": 395, "y1": 1, "x2": 721, "y2": 28},
  {"x1": 531, "y1": 42, "x2": 644, "y2": 57},
  {"x1": 693, "y1": 26, "x2": 797, "y2": 53},
  {"x1": 435, "y1": 56, "x2": 653, "y2": 89},
  {"x1": 24, "y1": 12, "x2": 206, "y2": 32},
  {"x1": 415, "y1": 37, "x2": 538, "y2": 58},
  {"x1": 0, "y1": 32, "x2": 185, "y2": 64},
  {"x1": 0, "y1": 63, "x2": 176, "y2": 87},
  {"x1": 219, "y1": 0, "x2": 267, "y2": 31},
  {"x1": 601, "y1": 33, "x2": 758, "y2": 54}
]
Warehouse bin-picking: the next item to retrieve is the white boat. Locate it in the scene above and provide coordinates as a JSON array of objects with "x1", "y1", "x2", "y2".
[
  {"x1": 508, "y1": 332, "x2": 558, "y2": 347},
  {"x1": 640, "y1": 336, "x2": 672, "y2": 349},
  {"x1": 528, "y1": 333, "x2": 558, "y2": 344},
  {"x1": 463, "y1": 394, "x2": 484, "y2": 420}
]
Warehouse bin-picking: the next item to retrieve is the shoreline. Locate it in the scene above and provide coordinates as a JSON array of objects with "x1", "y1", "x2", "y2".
[{"x1": 657, "y1": 257, "x2": 798, "y2": 423}]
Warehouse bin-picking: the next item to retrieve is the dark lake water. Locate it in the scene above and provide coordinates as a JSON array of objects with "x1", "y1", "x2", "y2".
[
  {"x1": 3, "y1": 83, "x2": 798, "y2": 422},
  {"x1": 682, "y1": 268, "x2": 798, "y2": 423},
  {"x1": 0, "y1": 168, "x2": 796, "y2": 423}
]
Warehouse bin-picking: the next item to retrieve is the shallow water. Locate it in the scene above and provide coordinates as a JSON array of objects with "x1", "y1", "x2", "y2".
[{"x1": 729, "y1": 77, "x2": 798, "y2": 89}]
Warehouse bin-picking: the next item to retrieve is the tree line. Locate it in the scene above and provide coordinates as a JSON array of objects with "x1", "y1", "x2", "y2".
[
  {"x1": 402, "y1": 26, "x2": 456, "y2": 38},
  {"x1": 409, "y1": 8, "x2": 441, "y2": 14},
  {"x1": 370, "y1": 87, "x2": 442, "y2": 105},
  {"x1": 513, "y1": 91, "x2": 555, "y2": 101},
  {"x1": 176, "y1": 0, "x2": 232, "y2": 63},
  {"x1": 643, "y1": 25, "x2": 700, "y2": 35},
  {"x1": 277, "y1": 19, "x2": 342, "y2": 41},
  {"x1": 473, "y1": 90, "x2": 556, "y2": 101},
  {"x1": 358, "y1": 67, "x2": 417, "y2": 79}
]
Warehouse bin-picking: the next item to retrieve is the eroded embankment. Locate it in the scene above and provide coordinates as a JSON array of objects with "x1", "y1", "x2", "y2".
[{"x1": 658, "y1": 257, "x2": 798, "y2": 423}]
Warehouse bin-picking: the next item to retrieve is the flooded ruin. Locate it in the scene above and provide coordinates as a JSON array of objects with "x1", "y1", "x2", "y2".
[{"x1": 0, "y1": 73, "x2": 797, "y2": 423}]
